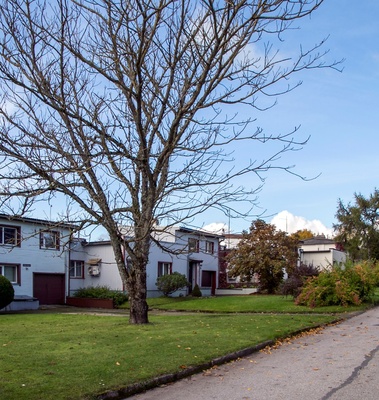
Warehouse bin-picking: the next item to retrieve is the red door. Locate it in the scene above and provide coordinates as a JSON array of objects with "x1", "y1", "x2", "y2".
[{"x1": 33, "y1": 273, "x2": 65, "y2": 305}]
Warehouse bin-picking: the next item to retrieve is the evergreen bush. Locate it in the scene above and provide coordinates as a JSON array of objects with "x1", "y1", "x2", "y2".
[
  {"x1": 191, "y1": 283, "x2": 202, "y2": 297},
  {"x1": 0, "y1": 275, "x2": 15, "y2": 310},
  {"x1": 156, "y1": 272, "x2": 189, "y2": 296}
]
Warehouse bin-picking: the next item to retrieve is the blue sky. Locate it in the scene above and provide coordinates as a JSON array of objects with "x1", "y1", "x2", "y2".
[
  {"x1": 200, "y1": 0, "x2": 379, "y2": 236},
  {"x1": 10, "y1": 1, "x2": 377, "y2": 240}
]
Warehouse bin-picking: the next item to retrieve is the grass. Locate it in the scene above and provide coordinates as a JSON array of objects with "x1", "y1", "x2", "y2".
[
  {"x1": 2, "y1": 293, "x2": 377, "y2": 400},
  {"x1": 0, "y1": 312, "x2": 337, "y2": 400},
  {"x1": 145, "y1": 294, "x2": 376, "y2": 314}
]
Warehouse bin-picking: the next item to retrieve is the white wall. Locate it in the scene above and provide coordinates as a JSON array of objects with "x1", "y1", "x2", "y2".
[
  {"x1": 70, "y1": 228, "x2": 221, "y2": 297},
  {"x1": 69, "y1": 241, "x2": 124, "y2": 295},
  {"x1": 0, "y1": 218, "x2": 72, "y2": 298}
]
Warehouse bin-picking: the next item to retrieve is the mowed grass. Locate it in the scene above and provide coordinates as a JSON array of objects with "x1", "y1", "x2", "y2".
[
  {"x1": 0, "y1": 311, "x2": 337, "y2": 400},
  {"x1": 146, "y1": 294, "x2": 375, "y2": 314}
]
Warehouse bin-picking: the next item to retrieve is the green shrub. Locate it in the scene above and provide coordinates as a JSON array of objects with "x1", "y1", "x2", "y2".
[
  {"x1": 0, "y1": 275, "x2": 15, "y2": 310},
  {"x1": 191, "y1": 283, "x2": 202, "y2": 297},
  {"x1": 296, "y1": 261, "x2": 379, "y2": 308},
  {"x1": 73, "y1": 286, "x2": 128, "y2": 307},
  {"x1": 156, "y1": 272, "x2": 189, "y2": 297}
]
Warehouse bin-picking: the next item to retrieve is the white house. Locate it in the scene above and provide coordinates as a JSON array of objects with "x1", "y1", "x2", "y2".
[
  {"x1": 0, "y1": 214, "x2": 222, "y2": 310},
  {"x1": 299, "y1": 235, "x2": 346, "y2": 270},
  {"x1": 69, "y1": 226, "x2": 222, "y2": 298},
  {"x1": 0, "y1": 214, "x2": 76, "y2": 310}
]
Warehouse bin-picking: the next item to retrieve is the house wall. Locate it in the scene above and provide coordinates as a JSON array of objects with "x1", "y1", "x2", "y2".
[
  {"x1": 331, "y1": 249, "x2": 347, "y2": 265},
  {"x1": 69, "y1": 228, "x2": 220, "y2": 298},
  {"x1": 69, "y1": 241, "x2": 123, "y2": 296},
  {"x1": 300, "y1": 248, "x2": 347, "y2": 270},
  {"x1": 301, "y1": 251, "x2": 334, "y2": 269},
  {"x1": 0, "y1": 217, "x2": 72, "y2": 307}
]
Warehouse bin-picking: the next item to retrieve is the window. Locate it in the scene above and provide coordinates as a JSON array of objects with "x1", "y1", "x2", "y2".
[
  {"x1": 40, "y1": 230, "x2": 60, "y2": 250},
  {"x1": 205, "y1": 241, "x2": 214, "y2": 254},
  {"x1": 158, "y1": 262, "x2": 172, "y2": 277},
  {"x1": 0, "y1": 225, "x2": 20, "y2": 246},
  {"x1": 201, "y1": 270, "x2": 213, "y2": 287},
  {"x1": 188, "y1": 238, "x2": 199, "y2": 253},
  {"x1": 69, "y1": 260, "x2": 84, "y2": 279},
  {"x1": 0, "y1": 264, "x2": 20, "y2": 284}
]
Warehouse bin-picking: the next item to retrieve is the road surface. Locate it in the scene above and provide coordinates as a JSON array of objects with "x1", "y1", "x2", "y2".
[{"x1": 128, "y1": 307, "x2": 379, "y2": 399}]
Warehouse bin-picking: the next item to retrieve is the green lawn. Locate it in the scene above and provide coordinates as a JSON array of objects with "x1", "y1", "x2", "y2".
[
  {"x1": 1, "y1": 294, "x2": 375, "y2": 400},
  {"x1": 145, "y1": 294, "x2": 375, "y2": 314}
]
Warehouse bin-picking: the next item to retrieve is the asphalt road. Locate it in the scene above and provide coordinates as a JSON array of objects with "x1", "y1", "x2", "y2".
[{"x1": 128, "y1": 307, "x2": 379, "y2": 400}]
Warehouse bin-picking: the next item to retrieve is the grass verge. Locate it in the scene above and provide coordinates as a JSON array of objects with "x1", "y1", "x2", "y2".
[
  {"x1": 0, "y1": 312, "x2": 337, "y2": 400},
  {"x1": 145, "y1": 294, "x2": 377, "y2": 314}
]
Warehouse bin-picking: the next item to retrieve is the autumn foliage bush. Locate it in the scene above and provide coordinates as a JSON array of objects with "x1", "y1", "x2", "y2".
[{"x1": 295, "y1": 261, "x2": 379, "y2": 308}]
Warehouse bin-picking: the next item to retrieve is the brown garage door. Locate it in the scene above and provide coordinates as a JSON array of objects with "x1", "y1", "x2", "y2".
[{"x1": 33, "y1": 273, "x2": 65, "y2": 305}]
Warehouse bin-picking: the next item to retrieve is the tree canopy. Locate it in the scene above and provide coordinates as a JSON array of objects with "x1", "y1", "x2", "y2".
[
  {"x1": 290, "y1": 229, "x2": 315, "y2": 241},
  {"x1": 227, "y1": 219, "x2": 298, "y2": 293},
  {"x1": 0, "y1": 0, "x2": 336, "y2": 323},
  {"x1": 334, "y1": 189, "x2": 379, "y2": 261}
]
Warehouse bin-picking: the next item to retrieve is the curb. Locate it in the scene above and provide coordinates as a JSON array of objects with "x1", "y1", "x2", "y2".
[
  {"x1": 96, "y1": 340, "x2": 274, "y2": 400},
  {"x1": 97, "y1": 312, "x2": 358, "y2": 400}
]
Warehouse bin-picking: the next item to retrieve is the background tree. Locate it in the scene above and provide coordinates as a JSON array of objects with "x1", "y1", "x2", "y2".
[
  {"x1": 227, "y1": 220, "x2": 298, "y2": 293},
  {"x1": 0, "y1": 0, "x2": 338, "y2": 324},
  {"x1": 334, "y1": 189, "x2": 379, "y2": 261},
  {"x1": 290, "y1": 229, "x2": 315, "y2": 242}
]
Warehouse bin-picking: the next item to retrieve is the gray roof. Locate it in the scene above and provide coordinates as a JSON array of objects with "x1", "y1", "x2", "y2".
[{"x1": 301, "y1": 235, "x2": 335, "y2": 245}]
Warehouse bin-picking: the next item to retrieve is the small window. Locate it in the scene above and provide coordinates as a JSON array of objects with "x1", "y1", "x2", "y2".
[
  {"x1": 40, "y1": 230, "x2": 60, "y2": 250},
  {"x1": 158, "y1": 262, "x2": 172, "y2": 277},
  {"x1": 0, "y1": 264, "x2": 20, "y2": 284},
  {"x1": 188, "y1": 238, "x2": 199, "y2": 253},
  {"x1": 0, "y1": 225, "x2": 21, "y2": 246},
  {"x1": 69, "y1": 260, "x2": 84, "y2": 279},
  {"x1": 205, "y1": 241, "x2": 214, "y2": 254}
]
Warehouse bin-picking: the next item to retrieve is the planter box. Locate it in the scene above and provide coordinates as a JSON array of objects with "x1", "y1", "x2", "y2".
[{"x1": 66, "y1": 297, "x2": 114, "y2": 309}]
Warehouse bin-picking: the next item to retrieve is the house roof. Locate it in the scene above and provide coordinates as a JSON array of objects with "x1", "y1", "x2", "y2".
[
  {"x1": 177, "y1": 226, "x2": 224, "y2": 239},
  {"x1": 0, "y1": 213, "x2": 78, "y2": 229},
  {"x1": 300, "y1": 235, "x2": 335, "y2": 246}
]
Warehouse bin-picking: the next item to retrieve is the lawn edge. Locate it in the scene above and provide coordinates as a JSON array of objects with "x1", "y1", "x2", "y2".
[{"x1": 96, "y1": 314, "x2": 350, "y2": 400}]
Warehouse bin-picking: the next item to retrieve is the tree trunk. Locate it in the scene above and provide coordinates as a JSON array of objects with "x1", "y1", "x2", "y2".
[{"x1": 126, "y1": 266, "x2": 149, "y2": 324}]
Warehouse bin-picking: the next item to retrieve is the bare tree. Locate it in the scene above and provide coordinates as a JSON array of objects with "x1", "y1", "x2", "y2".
[{"x1": 0, "y1": 0, "x2": 339, "y2": 323}]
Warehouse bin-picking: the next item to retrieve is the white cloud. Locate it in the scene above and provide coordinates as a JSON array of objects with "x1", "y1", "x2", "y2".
[
  {"x1": 270, "y1": 210, "x2": 333, "y2": 237},
  {"x1": 202, "y1": 222, "x2": 228, "y2": 234}
]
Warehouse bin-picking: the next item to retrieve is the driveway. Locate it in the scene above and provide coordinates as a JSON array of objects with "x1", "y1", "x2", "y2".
[{"x1": 128, "y1": 307, "x2": 379, "y2": 400}]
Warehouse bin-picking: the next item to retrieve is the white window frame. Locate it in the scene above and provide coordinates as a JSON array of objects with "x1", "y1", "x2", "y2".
[
  {"x1": 188, "y1": 238, "x2": 199, "y2": 253},
  {"x1": 205, "y1": 240, "x2": 215, "y2": 254},
  {"x1": 0, "y1": 225, "x2": 20, "y2": 247},
  {"x1": 40, "y1": 230, "x2": 60, "y2": 250},
  {"x1": 0, "y1": 263, "x2": 20, "y2": 284},
  {"x1": 158, "y1": 262, "x2": 172, "y2": 277},
  {"x1": 69, "y1": 260, "x2": 84, "y2": 279}
]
